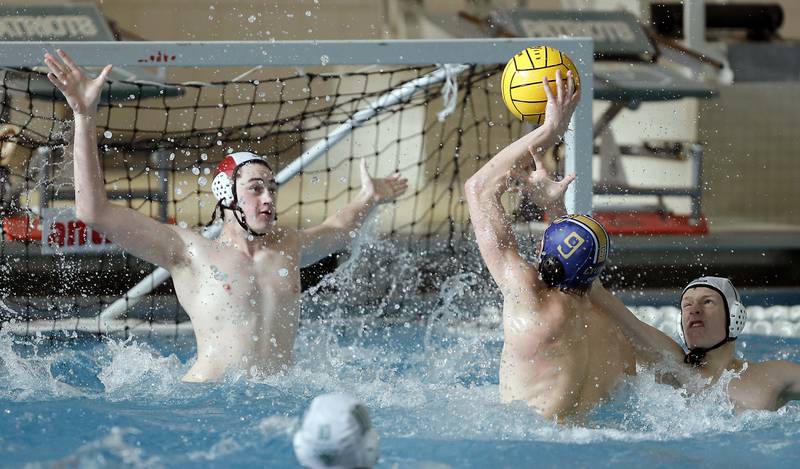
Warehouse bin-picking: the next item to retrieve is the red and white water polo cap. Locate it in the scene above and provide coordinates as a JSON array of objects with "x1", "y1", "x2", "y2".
[{"x1": 211, "y1": 151, "x2": 269, "y2": 206}]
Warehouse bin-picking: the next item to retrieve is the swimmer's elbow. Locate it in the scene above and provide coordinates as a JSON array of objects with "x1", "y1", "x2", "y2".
[
  {"x1": 465, "y1": 176, "x2": 495, "y2": 203},
  {"x1": 75, "y1": 201, "x2": 109, "y2": 227},
  {"x1": 464, "y1": 176, "x2": 483, "y2": 198}
]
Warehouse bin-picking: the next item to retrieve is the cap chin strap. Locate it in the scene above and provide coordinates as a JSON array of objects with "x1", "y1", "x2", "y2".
[
  {"x1": 684, "y1": 337, "x2": 736, "y2": 367},
  {"x1": 231, "y1": 206, "x2": 268, "y2": 237}
]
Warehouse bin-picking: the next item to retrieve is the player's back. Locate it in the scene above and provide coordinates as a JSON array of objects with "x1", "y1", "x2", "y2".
[{"x1": 500, "y1": 287, "x2": 634, "y2": 420}]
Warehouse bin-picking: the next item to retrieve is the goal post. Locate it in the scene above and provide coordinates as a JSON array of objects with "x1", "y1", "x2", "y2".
[{"x1": 1, "y1": 38, "x2": 594, "y2": 212}]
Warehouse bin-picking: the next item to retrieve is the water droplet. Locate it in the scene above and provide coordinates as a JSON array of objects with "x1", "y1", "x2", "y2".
[
  {"x1": 320, "y1": 54, "x2": 329, "y2": 66},
  {"x1": 278, "y1": 268, "x2": 289, "y2": 277},
  {"x1": 198, "y1": 176, "x2": 207, "y2": 186},
  {"x1": 305, "y1": 10, "x2": 311, "y2": 16},
  {"x1": 103, "y1": 130, "x2": 112, "y2": 138},
  {"x1": 348, "y1": 231, "x2": 357, "y2": 238},
  {"x1": 191, "y1": 167, "x2": 200, "y2": 175},
  {"x1": 248, "y1": 15, "x2": 257, "y2": 23},
  {"x1": 311, "y1": 175, "x2": 320, "y2": 184}
]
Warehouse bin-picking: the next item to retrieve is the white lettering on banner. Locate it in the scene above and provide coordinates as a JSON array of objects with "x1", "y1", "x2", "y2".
[
  {"x1": 41, "y1": 208, "x2": 116, "y2": 254},
  {"x1": 0, "y1": 15, "x2": 98, "y2": 39},
  {"x1": 519, "y1": 20, "x2": 636, "y2": 43}
]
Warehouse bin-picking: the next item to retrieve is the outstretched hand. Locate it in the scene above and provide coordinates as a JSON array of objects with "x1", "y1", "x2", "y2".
[
  {"x1": 542, "y1": 69, "x2": 580, "y2": 141},
  {"x1": 44, "y1": 49, "x2": 112, "y2": 116},
  {"x1": 506, "y1": 68, "x2": 578, "y2": 208},
  {"x1": 510, "y1": 150, "x2": 576, "y2": 209},
  {"x1": 359, "y1": 159, "x2": 409, "y2": 205}
]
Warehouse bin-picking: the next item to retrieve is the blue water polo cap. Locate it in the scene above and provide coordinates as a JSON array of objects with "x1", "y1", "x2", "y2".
[{"x1": 539, "y1": 214, "x2": 610, "y2": 291}]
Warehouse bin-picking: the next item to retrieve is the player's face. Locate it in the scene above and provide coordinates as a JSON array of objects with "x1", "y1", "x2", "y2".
[
  {"x1": 681, "y1": 287, "x2": 727, "y2": 349},
  {"x1": 235, "y1": 163, "x2": 278, "y2": 231}
]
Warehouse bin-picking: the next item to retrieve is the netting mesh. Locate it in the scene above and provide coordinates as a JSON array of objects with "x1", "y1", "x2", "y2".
[{"x1": 0, "y1": 63, "x2": 526, "y2": 330}]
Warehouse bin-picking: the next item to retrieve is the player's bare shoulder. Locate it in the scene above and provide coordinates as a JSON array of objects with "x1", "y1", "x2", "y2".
[
  {"x1": 726, "y1": 359, "x2": 794, "y2": 410},
  {"x1": 741, "y1": 359, "x2": 798, "y2": 385},
  {"x1": 268, "y1": 225, "x2": 301, "y2": 255},
  {"x1": 252, "y1": 226, "x2": 302, "y2": 271},
  {"x1": 155, "y1": 224, "x2": 210, "y2": 269}
]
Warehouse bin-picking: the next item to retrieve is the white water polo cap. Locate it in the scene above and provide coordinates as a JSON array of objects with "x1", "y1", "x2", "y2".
[
  {"x1": 293, "y1": 393, "x2": 379, "y2": 469},
  {"x1": 211, "y1": 151, "x2": 271, "y2": 206},
  {"x1": 679, "y1": 276, "x2": 747, "y2": 344}
]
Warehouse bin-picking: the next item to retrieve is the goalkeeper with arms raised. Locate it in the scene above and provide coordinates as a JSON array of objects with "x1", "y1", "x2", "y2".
[
  {"x1": 465, "y1": 70, "x2": 634, "y2": 422},
  {"x1": 44, "y1": 50, "x2": 408, "y2": 382}
]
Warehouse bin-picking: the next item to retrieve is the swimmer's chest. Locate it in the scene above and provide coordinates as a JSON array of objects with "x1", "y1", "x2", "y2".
[{"x1": 190, "y1": 248, "x2": 301, "y2": 300}]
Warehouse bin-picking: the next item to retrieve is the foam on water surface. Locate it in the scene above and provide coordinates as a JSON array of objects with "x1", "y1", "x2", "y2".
[
  {"x1": 2, "y1": 240, "x2": 799, "y2": 466},
  {"x1": 1, "y1": 314, "x2": 799, "y2": 467}
]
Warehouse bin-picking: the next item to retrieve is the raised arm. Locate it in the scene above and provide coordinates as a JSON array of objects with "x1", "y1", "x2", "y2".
[
  {"x1": 44, "y1": 50, "x2": 186, "y2": 269},
  {"x1": 588, "y1": 280, "x2": 685, "y2": 365},
  {"x1": 464, "y1": 70, "x2": 578, "y2": 291},
  {"x1": 299, "y1": 159, "x2": 407, "y2": 267}
]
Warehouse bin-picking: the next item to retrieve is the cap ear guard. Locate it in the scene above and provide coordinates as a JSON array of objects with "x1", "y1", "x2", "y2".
[
  {"x1": 538, "y1": 255, "x2": 565, "y2": 288},
  {"x1": 727, "y1": 300, "x2": 747, "y2": 338},
  {"x1": 211, "y1": 171, "x2": 236, "y2": 206},
  {"x1": 677, "y1": 311, "x2": 686, "y2": 346},
  {"x1": 360, "y1": 428, "x2": 380, "y2": 468}
]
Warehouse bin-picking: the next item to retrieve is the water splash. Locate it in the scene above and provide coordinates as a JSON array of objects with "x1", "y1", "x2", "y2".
[
  {"x1": 34, "y1": 427, "x2": 163, "y2": 469},
  {"x1": 1, "y1": 229, "x2": 799, "y2": 466},
  {"x1": 97, "y1": 339, "x2": 189, "y2": 400},
  {"x1": 0, "y1": 333, "x2": 82, "y2": 400}
]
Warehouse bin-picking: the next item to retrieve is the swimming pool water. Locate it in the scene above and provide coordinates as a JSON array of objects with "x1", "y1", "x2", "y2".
[{"x1": 1, "y1": 311, "x2": 799, "y2": 468}]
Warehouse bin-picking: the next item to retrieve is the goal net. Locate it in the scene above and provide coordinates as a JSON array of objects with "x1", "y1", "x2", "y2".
[{"x1": 0, "y1": 39, "x2": 593, "y2": 335}]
